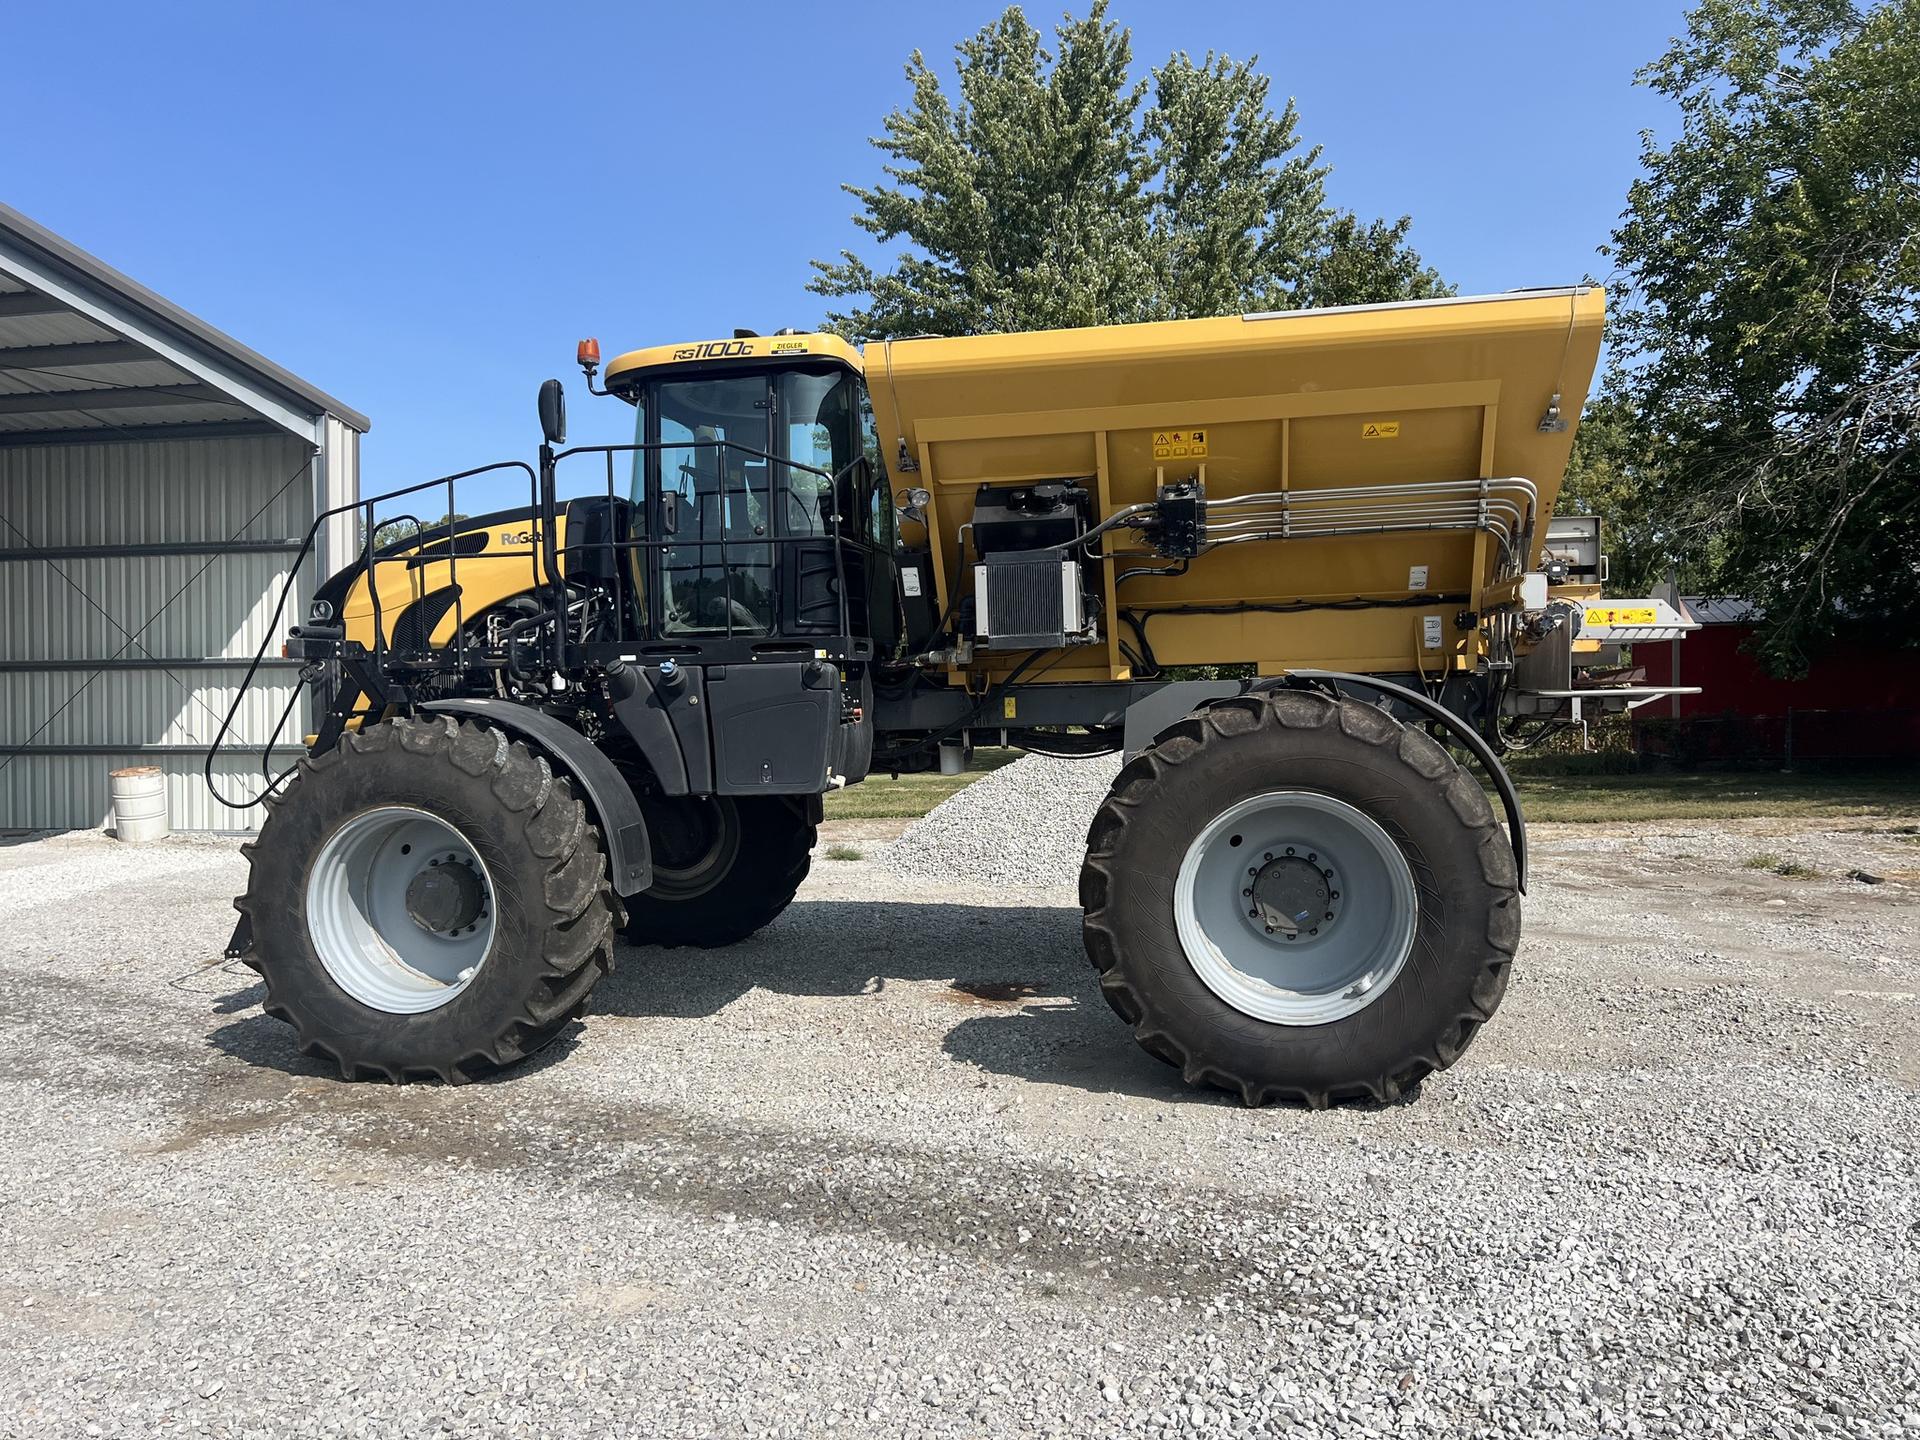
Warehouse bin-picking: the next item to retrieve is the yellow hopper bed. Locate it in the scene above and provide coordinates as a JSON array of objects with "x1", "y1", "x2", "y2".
[{"x1": 860, "y1": 286, "x2": 1694, "y2": 756}]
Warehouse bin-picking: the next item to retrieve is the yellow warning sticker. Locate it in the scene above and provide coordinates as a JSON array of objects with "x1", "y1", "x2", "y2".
[
  {"x1": 1361, "y1": 420, "x2": 1401, "y2": 440},
  {"x1": 1151, "y1": 428, "x2": 1209, "y2": 460},
  {"x1": 1003, "y1": 696, "x2": 1018, "y2": 720},
  {"x1": 1584, "y1": 606, "x2": 1658, "y2": 627}
]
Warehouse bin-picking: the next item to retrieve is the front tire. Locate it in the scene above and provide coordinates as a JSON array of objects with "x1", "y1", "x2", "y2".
[
  {"x1": 1080, "y1": 688, "x2": 1519, "y2": 1107},
  {"x1": 236, "y1": 715, "x2": 617, "y2": 1082},
  {"x1": 619, "y1": 794, "x2": 814, "y2": 948}
]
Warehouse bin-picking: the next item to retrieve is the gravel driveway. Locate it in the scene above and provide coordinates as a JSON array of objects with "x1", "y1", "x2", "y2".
[{"x1": 1, "y1": 811, "x2": 1916, "y2": 1438}]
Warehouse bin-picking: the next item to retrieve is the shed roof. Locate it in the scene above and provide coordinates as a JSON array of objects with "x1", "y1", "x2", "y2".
[{"x1": 0, "y1": 203, "x2": 369, "y2": 446}]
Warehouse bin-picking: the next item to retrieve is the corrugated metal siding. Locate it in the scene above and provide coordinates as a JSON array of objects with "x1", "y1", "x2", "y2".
[
  {"x1": 0, "y1": 667, "x2": 303, "y2": 749},
  {"x1": 0, "y1": 754, "x2": 296, "y2": 835},
  {"x1": 0, "y1": 553, "x2": 299, "y2": 658},
  {"x1": 0, "y1": 432, "x2": 322, "y2": 832},
  {"x1": 0, "y1": 435, "x2": 313, "y2": 543}
]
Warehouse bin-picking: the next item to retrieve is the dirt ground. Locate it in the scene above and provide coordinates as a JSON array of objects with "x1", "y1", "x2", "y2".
[{"x1": 0, "y1": 815, "x2": 1914, "y2": 1437}]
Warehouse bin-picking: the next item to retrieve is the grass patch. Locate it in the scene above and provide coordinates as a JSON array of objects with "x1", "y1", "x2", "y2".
[
  {"x1": 1740, "y1": 853, "x2": 1818, "y2": 878},
  {"x1": 825, "y1": 746, "x2": 1920, "y2": 829},
  {"x1": 822, "y1": 749, "x2": 1020, "y2": 821},
  {"x1": 823, "y1": 843, "x2": 864, "y2": 861},
  {"x1": 1509, "y1": 769, "x2": 1920, "y2": 824}
]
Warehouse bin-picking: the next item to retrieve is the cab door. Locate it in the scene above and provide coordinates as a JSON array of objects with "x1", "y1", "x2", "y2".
[
  {"x1": 648, "y1": 373, "x2": 777, "y2": 638},
  {"x1": 777, "y1": 368, "x2": 902, "y2": 655}
]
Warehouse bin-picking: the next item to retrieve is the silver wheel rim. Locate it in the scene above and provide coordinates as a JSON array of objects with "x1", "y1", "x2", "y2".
[
  {"x1": 306, "y1": 805, "x2": 497, "y2": 1014},
  {"x1": 1173, "y1": 791, "x2": 1418, "y2": 1025}
]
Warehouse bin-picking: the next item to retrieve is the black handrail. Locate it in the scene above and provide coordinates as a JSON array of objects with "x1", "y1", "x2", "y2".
[
  {"x1": 205, "y1": 459, "x2": 540, "y2": 809},
  {"x1": 207, "y1": 439, "x2": 866, "y2": 811},
  {"x1": 550, "y1": 439, "x2": 861, "y2": 647}
]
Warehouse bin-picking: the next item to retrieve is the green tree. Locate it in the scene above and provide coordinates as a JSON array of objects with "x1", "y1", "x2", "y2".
[
  {"x1": 361, "y1": 513, "x2": 469, "y2": 550},
  {"x1": 1143, "y1": 51, "x2": 1335, "y2": 316},
  {"x1": 810, "y1": 2, "x2": 1447, "y2": 336},
  {"x1": 1298, "y1": 213, "x2": 1452, "y2": 310},
  {"x1": 1602, "y1": 0, "x2": 1920, "y2": 672}
]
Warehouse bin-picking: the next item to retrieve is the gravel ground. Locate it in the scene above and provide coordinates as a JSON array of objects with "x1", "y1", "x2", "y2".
[
  {"x1": 2, "y1": 794, "x2": 1917, "y2": 1438},
  {"x1": 886, "y1": 754, "x2": 1124, "y2": 888}
]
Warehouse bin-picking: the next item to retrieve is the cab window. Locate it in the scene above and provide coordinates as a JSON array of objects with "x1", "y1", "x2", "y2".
[
  {"x1": 779, "y1": 369, "x2": 859, "y2": 539},
  {"x1": 859, "y1": 385, "x2": 894, "y2": 551}
]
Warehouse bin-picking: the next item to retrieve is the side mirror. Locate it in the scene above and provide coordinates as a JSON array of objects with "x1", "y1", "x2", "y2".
[{"x1": 537, "y1": 379, "x2": 567, "y2": 447}]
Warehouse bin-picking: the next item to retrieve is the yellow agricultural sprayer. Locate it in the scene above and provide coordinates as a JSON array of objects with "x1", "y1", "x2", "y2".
[{"x1": 214, "y1": 285, "x2": 1693, "y2": 1104}]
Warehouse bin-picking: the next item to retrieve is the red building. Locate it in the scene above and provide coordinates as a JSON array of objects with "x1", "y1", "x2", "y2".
[{"x1": 1633, "y1": 599, "x2": 1920, "y2": 765}]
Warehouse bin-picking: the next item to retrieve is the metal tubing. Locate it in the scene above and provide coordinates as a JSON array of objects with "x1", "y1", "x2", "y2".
[
  {"x1": 1205, "y1": 502, "x2": 1526, "y2": 535},
  {"x1": 1205, "y1": 477, "x2": 1538, "y2": 510},
  {"x1": 1206, "y1": 519, "x2": 1516, "y2": 548}
]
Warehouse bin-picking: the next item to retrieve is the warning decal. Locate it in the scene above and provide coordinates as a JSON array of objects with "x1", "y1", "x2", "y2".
[
  {"x1": 1361, "y1": 420, "x2": 1401, "y2": 440},
  {"x1": 1151, "y1": 428, "x2": 1209, "y2": 460},
  {"x1": 1584, "y1": 606, "x2": 1658, "y2": 628}
]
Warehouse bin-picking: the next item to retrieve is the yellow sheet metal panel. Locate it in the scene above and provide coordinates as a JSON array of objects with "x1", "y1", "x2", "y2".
[
  {"x1": 604, "y1": 331, "x2": 863, "y2": 384},
  {"x1": 338, "y1": 514, "x2": 570, "y2": 651},
  {"x1": 866, "y1": 288, "x2": 1604, "y2": 678}
]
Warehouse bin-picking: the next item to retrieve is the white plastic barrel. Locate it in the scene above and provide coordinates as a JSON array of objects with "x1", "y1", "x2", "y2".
[{"x1": 109, "y1": 765, "x2": 169, "y2": 842}]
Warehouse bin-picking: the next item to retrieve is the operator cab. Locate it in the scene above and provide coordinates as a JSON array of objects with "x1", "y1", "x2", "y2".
[{"x1": 593, "y1": 331, "x2": 900, "y2": 661}]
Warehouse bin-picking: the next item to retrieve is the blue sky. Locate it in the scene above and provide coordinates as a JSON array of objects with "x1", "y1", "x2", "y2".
[{"x1": 5, "y1": 1, "x2": 1684, "y2": 506}]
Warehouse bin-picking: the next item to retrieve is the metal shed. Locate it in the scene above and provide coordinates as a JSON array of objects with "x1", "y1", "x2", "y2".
[{"x1": 0, "y1": 203, "x2": 368, "y2": 832}]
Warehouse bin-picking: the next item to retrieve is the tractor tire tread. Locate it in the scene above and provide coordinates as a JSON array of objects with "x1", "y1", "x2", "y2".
[
  {"x1": 621, "y1": 800, "x2": 814, "y2": 950},
  {"x1": 232, "y1": 714, "x2": 616, "y2": 1083}
]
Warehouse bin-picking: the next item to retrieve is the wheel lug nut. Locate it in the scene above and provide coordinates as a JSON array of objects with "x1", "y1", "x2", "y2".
[
  {"x1": 1242, "y1": 887, "x2": 1252, "y2": 897},
  {"x1": 1307, "y1": 853, "x2": 1317, "y2": 863},
  {"x1": 1263, "y1": 852, "x2": 1273, "y2": 862},
  {"x1": 1325, "y1": 910, "x2": 1335, "y2": 920},
  {"x1": 1330, "y1": 891, "x2": 1339, "y2": 900},
  {"x1": 1285, "y1": 847, "x2": 1295, "y2": 856},
  {"x1": 1308, "y1": 927, "x2": 1319, "y2": 936}
]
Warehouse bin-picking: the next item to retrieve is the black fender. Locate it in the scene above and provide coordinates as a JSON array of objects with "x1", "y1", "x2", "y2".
[
  {"x1": 1119, "y1": 671, "x2": 1529, "y2": 894},
  {"x1": 419, "y1": 697, "x2": 651, "y2": 895},
  {"x1": 1277, "y1": 670, "x2": 1528, "y2": 893}
]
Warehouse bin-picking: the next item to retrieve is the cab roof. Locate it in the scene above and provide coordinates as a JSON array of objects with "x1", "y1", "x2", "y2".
[{"x1": 603, "y1": 330, "x2": 862, "y2": 386}]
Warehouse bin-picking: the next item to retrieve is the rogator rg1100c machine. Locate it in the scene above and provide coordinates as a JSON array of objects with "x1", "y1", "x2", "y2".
[{"x1": 213, "y1": 286, "x2": 1695, "y2": 1105}]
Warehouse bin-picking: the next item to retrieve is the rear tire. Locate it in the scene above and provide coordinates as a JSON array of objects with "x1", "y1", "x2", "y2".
[
  {"x1": 1079, "y1": 688, "x2": 1518, "y2": 1107},
  {"x1": 235, "y1": 715, "x2": 618, "y2": 1082},
  {"x1": 619, "y1": 794, "x2": 814, "y2": 948}
]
